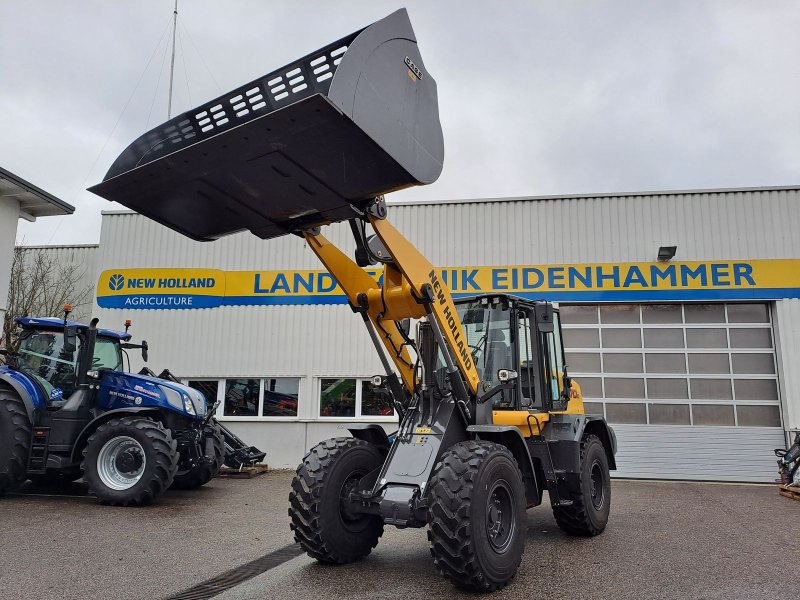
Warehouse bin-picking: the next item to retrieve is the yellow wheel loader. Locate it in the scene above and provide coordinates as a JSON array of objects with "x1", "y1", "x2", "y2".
[{"x1": 91, "y1": 9, "x2": 616, "y2": 591}]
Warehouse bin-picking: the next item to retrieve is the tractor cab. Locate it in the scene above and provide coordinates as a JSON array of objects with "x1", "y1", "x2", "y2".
[
  {"x1": 455, "y1": 295, "x2": 572, "y2": 414},
  {"x1": 14, "y1": 317, "x2": 130, "y2": 409}
]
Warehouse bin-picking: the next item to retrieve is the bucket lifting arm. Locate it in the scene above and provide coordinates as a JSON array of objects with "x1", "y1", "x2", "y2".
[{"x1": 303, "y1": 203, "x2": 480, "y2": 418}]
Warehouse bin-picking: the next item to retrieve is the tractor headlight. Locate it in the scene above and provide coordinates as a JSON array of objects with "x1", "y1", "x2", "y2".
[
  {"x1": 190, "y1": 390, "x2": 207, "y2": 417},
  {"x1": 161, "y1": 386, "x2": 184, "y2": 411},
  {"x1": 182, "y1": 394, "x2": 197, "y2": 416}
]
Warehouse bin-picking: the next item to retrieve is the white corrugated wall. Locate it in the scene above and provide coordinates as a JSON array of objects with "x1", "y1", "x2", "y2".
[
  {"x1": 16, "y1": 244, "x2": 98, "y2": 322},
  {"x1": 80, "y1": 187, "x2": 800, "y2": 472},
  {"x1": 775, "y1": 298, "x2": 800, "y2": 434}
]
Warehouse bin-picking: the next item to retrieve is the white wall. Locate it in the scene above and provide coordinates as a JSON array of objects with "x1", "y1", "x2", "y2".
[
  {"x1": 0, "y1": 197, "x2": 20, "y2": 323},
  {"x1": 775, "y1": 298, "x2": 800, "y2": 434}
]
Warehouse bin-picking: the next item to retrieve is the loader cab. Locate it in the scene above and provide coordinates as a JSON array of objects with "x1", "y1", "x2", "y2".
[{"x1": 455, "y1": 295, "x2": 570, "y2": 413}]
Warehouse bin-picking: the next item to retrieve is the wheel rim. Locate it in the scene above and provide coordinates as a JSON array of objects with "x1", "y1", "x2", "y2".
[
  {"x1": 589, "y1": 458, "x2": 605, "y2": 510},
  {"x1": 338, "y1": 469, "x2": 368, "y2": 528},
  {"x1": 486, "y1": 479, "x2": 515, "y2": 553},
  {"x1": 97, "y1": 436, "x2": 146, "y2": 491}
]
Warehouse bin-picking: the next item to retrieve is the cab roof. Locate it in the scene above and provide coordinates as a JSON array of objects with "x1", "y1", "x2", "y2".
[{"x1": 15, "y1": 317, "x2": 132, "y2": 341}]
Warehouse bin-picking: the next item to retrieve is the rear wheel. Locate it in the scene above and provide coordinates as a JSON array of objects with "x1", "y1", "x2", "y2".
[
  {"x1": 171, "y1": 423, "x2": 226, "y2": 490},
  {"x1": 552, "y1": 434, "x2": 611, "y2": 536},
  {"x1": 289, "y1": 437, "x2": 384, "y2": 564},
  {"x1": 0, "y1": 385, "x2": 31, "y2": 496},
  {"x1": 82, "y1": 416, "x2": 178, "y2": 506},
  {"x1": 427, "y1": 440, "x2": 526, "y2": 592}
]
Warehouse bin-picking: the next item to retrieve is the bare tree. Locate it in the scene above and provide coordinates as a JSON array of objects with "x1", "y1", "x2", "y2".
[{"x1": 3, "y1": 246, "x2": 92, "y2": 354}]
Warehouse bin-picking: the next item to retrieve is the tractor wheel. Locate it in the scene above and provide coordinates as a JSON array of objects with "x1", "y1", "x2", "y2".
[
  {"x1": 171, "y1": 423, "x2": 226, "y2": 490},
  {"x1": 0, "y1": 385, "x2": 31, "y2": 496},
  {"x1": 552, "y1": 434, "x2": 611, "y2": 536},
  {"x1": 427, "y1": 440, "x2": 526, "y2": 592},
  {"x1": 82, "y1": 416, "x2": 178, "y2": 506},
  {"x1": 289, "y1": 437, "x2": 384, "y2": 564}
]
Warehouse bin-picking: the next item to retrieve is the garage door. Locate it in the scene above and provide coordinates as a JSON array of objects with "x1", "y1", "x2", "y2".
[{"x1": 561, "y1": 303, "x2": 784, "y2": 482}]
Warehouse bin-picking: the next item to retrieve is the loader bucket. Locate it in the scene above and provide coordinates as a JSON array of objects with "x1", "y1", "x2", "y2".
[{"x1": 89, "y1": 9, "x2": 443, "y2": 242}]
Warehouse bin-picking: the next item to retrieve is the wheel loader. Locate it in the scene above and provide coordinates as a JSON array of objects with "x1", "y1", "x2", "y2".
[{"x1": 89, "y1": 8, "x2": 617, "y2": 590}]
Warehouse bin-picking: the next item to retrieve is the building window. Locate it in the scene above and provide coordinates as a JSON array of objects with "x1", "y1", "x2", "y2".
[
  {"x1": 361, "y1": 380, "x2": 394, "y2": 416},
  {"x1": 263, "y1": 377, "x2": 300, "y2": 417},
  {"x1": 319, "y1": 378, "x2": 396, "y2": 418},
  {"x1": 224, "y1": 378, "x2": 260, "y2": 417},
  {"x1": 320, "y1": 378, "x2": 356, "y2": 417}
]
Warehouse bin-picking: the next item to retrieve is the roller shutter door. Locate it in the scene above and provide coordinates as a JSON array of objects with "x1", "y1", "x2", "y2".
[{"x1": 561, "y1": 302, "x2": 783, "y2": 482}]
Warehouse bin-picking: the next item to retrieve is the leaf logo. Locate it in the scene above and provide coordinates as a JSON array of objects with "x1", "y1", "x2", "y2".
[{"x1": 109, "y1": 274, "x2": 125, "y2": 291}]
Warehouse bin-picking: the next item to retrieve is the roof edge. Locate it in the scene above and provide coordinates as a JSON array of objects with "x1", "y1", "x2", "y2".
[
  {"x1": 387, "y1": 184, "x2": 800, "y2": 207},
  {"x1": 0, "y1": 166, "x2": 75, "y2": 214}
]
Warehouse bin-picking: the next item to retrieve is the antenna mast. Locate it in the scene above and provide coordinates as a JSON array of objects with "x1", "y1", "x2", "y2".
[{"x1": 167, "y1": 0, "x2": 178, "y2": 118}]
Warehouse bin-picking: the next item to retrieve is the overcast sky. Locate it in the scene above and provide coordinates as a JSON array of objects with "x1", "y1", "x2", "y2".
[{"x1": 2, "y1": 1, "x2": 798, "y2": 246}]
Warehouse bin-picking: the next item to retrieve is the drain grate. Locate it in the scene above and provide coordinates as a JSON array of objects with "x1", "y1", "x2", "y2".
[{"x1": 165, "y1": 543, "x2": 305, "y2": 600}]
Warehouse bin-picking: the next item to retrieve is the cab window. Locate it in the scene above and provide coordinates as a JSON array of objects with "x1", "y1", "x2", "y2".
[
  {"x1": 17, "y1": 330, "x2": 80, "y2": 402},
  {"x1": 542, "y1": 312, "x2": 567, "y2": 409},
  {"x1": 93, "y1": 337, "x2": 122, "y2": 370}
]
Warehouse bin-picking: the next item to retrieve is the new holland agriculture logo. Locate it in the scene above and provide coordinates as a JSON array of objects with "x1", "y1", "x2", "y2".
[
  {"x1": 108, "y1": 273, "x2": 125, "y2": 291},
  {"x1": 95, "y1": 260, "x2": 800, "y2": 310}
]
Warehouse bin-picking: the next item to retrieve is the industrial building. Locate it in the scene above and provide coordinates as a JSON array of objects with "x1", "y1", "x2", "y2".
[{"x1": 38, "y1": 185, "x2": 800, "y2": 481}]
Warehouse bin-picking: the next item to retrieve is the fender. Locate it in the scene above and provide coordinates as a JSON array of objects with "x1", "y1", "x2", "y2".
[
  {"x1": 0, "y1": 368, "x2": 46, "y2": 421},
  {"x1": 546, "y1": 414, "x2": 617, "y2": 470},
  {"x1": 70, "y1": 407, "x2": 162, "y2": 463},
  {"x1": 346, "y1": 423, "x2": 390, "y2": 448},
  {"x1": 467, "y1": 424, "x2": 541, "y2": 507}
]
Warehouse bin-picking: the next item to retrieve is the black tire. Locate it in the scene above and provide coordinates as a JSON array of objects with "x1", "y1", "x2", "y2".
[
  {"x1": 0, "y1": 385, "x2": 31, "y2": 496},
  {"x1": 552, "y1": 434, "x2": 611, "y2": 536},
  {"x1": 427, "y1": 440, "x2": 526, "y2": 592},
  {"x1": 289, "y1": 437, "x2": 384, "y2": 564},
  {"x1": 81, "y1": 416, "x2": 178, "y2": 506},
  {"x1": 171, "y1": 423, "x2": 225, "y2": 490}
]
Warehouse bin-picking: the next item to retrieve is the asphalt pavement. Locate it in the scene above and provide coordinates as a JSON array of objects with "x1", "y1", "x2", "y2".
[{"x1": 1, "y1": 472, "x2": 797, "y2": 600}]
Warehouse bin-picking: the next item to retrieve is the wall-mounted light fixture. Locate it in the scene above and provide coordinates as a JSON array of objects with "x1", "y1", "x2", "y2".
[{"x1": 657, "y1": 245, "x2": 677, "y2": 262}]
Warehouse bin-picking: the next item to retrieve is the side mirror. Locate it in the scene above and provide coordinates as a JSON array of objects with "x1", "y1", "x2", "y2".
[
  {"x1": 141, "y1": 340, "x2": 148, "y2": 363},
  {"x1": 535, "y1": 302, "x2": 554, "y2": 333},
  {"x1": 497, "y1": 369, "x2": 518, "y2": 383},
  {"x1": 64, "y1": 325, "x2": 78, "y2": 353}
]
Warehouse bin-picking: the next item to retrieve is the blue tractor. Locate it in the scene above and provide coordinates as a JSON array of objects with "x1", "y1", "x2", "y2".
[{"x1": 0, "y1": 308, "x2": 230, "y2": 505}]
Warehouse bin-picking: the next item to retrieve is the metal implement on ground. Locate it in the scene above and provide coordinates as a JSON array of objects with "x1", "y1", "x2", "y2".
[
  {"x1": 0, "y1": 308, "x2": 264, "y2": 505},
  {"x1": 87, "y1": 8, "x2": 617, "y2": 590}
]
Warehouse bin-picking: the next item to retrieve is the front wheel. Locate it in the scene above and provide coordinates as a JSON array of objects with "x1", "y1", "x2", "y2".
[
  {"x1": 82, "y1": 416, "x2": 178, "y2": 506},
  {"x1": 552, "y1": 434, "x2": 611, "y2": 536},
  {"x1": 427, "y1": 440, "x2": 526, "y2": 592},
  {"x1": 289, "y1": 437, "x2": 384, "y2": 564}
]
